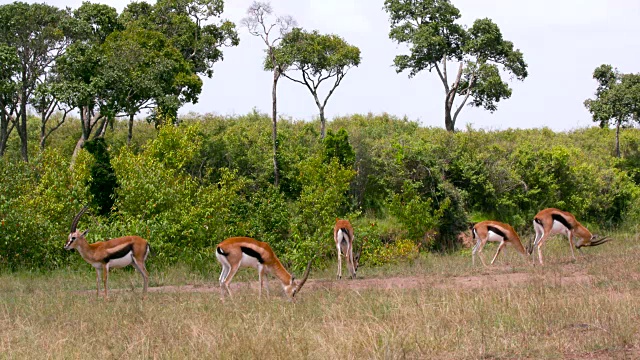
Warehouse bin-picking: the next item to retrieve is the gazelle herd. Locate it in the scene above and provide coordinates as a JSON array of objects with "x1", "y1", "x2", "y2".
[
  {"x1": 65, "y1": 206, "x2": 611, "y2": 300},
  {"x1": 472, "y1": 208, "x2": 611, "y2": 266}
]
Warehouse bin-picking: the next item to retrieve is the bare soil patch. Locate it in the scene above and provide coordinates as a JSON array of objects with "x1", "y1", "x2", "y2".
[{"x1": 134, "y1": 264, "x2": 594, "y2": 295}]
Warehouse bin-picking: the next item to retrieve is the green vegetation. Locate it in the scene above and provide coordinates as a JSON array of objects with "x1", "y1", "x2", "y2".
[{"x1": 1, "y1": 112, "x2": 639, "y2": 272}]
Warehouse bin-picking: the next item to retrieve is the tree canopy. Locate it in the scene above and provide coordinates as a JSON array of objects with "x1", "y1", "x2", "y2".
[
  {"x1": 0, "y1": 1, "x2": 74, "y2": 161},
  {"x1": 269, "y1": 28, "x2": 361, "y2": 138},
  {"x1": 584, "y1": 64, "x2": 640, "y2": 157},
  {"x1": 384, "y1": 0, "x2": 527, "y2": 132}
]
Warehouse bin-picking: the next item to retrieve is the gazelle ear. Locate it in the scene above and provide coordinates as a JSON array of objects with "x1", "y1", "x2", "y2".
[{"x1": 81, "y1": 229, "x2": 90, "y2": 237}]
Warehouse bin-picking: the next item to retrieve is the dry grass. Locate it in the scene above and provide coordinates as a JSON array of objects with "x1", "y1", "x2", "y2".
[{"x1": 1, "y1": 234, "x2": 639, "y2": 359}]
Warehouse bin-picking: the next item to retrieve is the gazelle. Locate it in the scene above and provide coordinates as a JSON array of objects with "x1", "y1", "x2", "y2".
[
  {"x1": 472, "y1": 220, "x2": 528, "y2": 266},
  {"x1": 64, "y1": 206, "x2": 151, "y2": 298},
  {"x1": 215, "y1": 237, "x2": 312, "y2": 300},
  {"x1": 531, "y1": 208, "x2": 610, "y2": 265},
  {"x1": 334, "y1": 218, "x2": 361, "y2": 279}
]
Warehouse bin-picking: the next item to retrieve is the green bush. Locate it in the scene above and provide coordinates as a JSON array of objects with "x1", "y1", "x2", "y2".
[{"x1": 1, "y1": 113, "x2": 639, "y2": 271}]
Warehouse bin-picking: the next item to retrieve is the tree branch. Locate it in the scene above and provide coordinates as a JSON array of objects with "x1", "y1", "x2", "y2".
[
  {"x1": 43, "y1": 106, "x2": 70, "y2": 144},
  {"x1": 321, "y1": 70, "x2": 346, "y2": 109},
  {"x1": 280, "y1": 72, "x2": 308, "y2": 87},
  {"x1": 434, "y1": 63, "x2": 449, "y2": 93},
  {"x1": 452, "y1": 73, "x2": 476, "y2": 124}
]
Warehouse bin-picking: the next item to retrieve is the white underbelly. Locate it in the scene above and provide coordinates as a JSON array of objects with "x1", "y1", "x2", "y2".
[
  {"x1": 486, "y1": 231, "x2": 504, "y2": 242},
  {"x1": 239, "y1": 253, "x2": 261, "y2": 269},
  {"x1": 551, "y1": 221, "x2": 570, "y2": 235},
  {"x1": 107, "y1": 252, "x2": 134, "y2": 268}
]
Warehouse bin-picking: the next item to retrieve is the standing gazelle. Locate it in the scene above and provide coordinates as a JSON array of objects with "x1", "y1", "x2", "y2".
[
  {"x1": 472, "y1": 220, "x2": 528, "y2": 266},
  {"x1": 64, "y1": 206, "x2": 151, "y2": 298},
  {"x1": 531, "y1": 208, "x2": 610, "y2": 265},
  {"x1": 216, "y1": 237, "x2": 312, "y2": 300},
  {"x1": 334, "y1": 218, "x2": 361, "y2": 279}
]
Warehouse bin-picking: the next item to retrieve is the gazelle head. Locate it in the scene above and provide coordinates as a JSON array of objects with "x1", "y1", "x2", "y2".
[
  {"x1": 351, "y1": 245, "x2": 364, "y2": 278},
  {"x1": 65, "y1": 205, "x2": 89, "y2": 250},
  {"x1": 575, "y1": 234, "x2": 611, "y2": 249},
  {"x1": 285, "y1": 260, "x2": 312, "y2": 300}
]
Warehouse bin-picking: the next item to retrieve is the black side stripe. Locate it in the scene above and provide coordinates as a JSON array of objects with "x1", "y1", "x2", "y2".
[
  {"x1": 241, "y1": 246, "x2": 264, "y2": 264},
  {"x1": 487, "y1": 225, "x2": 507, "y2": 240},
  {"x1": 551, "y1": 213, "x2": 573, "y2": 230},
  {"x1": 103, "y1": 244, "x2": 133, "y2": 263}
]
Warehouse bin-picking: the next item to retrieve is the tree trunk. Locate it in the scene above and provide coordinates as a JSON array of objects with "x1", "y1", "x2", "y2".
[
  {"x1": 271, "y1": 70, "x2": 280, "y2": 187},
  {"x1": 444, "y1": 96, "x2": 455, "y2": 132},
  {"x1": 0, "y1": 107, "x2": 7, "y2": 157},
  {"x1": 615, "y1": 120, "x2": 621, "y2": 158},
  {"x1": 18, "y1": 89, "x2": 28, "y2": 162},
  {"x1": 70, "y1": 106, "x2": 90, "y2": 169},
  {"x1": 39, "y1": 111, "x2": 46, "y2": 151},
  {"x1": 319, "y1": 106, "x2": 326, "y2": 139},
  {"x1": 128, "y1": 113, "x2": 134, "y2": 146}
]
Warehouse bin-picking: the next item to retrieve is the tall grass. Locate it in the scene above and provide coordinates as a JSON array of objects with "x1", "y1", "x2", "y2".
[{"x1": 1, "y1": 234, "x2": 638, "y2": 359}]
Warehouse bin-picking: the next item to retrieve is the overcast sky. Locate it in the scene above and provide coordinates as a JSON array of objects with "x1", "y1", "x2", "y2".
[{"x1": 5, "y1": 0, "x2": 640, "y2": 131}]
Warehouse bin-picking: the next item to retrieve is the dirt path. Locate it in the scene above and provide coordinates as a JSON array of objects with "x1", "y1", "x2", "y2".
[{"x1": 141, "y1": 266, "x2": 593, "y2": 294}]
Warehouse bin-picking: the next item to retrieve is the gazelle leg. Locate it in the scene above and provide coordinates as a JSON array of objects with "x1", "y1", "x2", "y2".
[
  {"x1": 476, "y1": 237, "x2": 489, "y2": 267},
  {"x1": 347, "y1": 244, "x2": 356, "y2": 279},
  {"x1": 490, "y1": 241, "x2": 507, "y2": 265},
  {"x1": 102, "y1": 264, "x2": 109, "y2": 299},
  {"x1": 532, "y1": 227, "x2": 544, "y2": 265},
  {"x1": 567, "y1": 231, "x2": 577, "y2": 261},
  {"x1": 222, "y1": 263, "x2": 241, "y2": 298},
  {"x1": 258, "y1": 265, "x2": 265, "y2": 298},
  {"x1": 217, "y1": 255, "x2": 232, "y2": 297},
  {"x1": 336, "y1": 244, "x2": 342, "y2": 280},
  {"x1": 536, "y1": 234, "x2": 550, "y2": 266},
  {"x1": 472, "y1": 234, "x2": 481, "y2": 266},
  {"x1": 95, "y1": 268, "x2": 102, "y2": 299},
  {"x1": 132, "y1": 258, "x2": 149, "y2": 297}
]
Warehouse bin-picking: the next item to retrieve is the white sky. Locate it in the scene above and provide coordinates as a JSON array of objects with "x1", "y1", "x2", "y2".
[{"x1": 5, "y1": 0, "x2": 640, "y2": 131}]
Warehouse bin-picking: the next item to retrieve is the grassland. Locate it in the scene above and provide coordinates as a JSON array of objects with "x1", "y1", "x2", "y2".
[{"x1": 1, "y1": 235, "x2": 640, "y2": 359}]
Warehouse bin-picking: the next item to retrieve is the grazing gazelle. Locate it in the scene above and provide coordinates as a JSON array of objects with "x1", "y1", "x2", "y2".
[
  {"x1": 531, "y1": 208, "x2": 610, "y2": 265},
  {"x1": 334, "y1": 218, "x2": 361, "y2": 279},
  {"x1": 472, "y1": 220, "x2": 528, "y2": 266},
  {"x1": 215, "y1": 237, "x2": 312, "y2": 300},
  {"x1": 64, "y1": 205, "x2": 151, "y2": 298}
]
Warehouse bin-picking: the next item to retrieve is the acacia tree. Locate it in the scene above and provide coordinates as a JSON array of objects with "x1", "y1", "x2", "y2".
[
  {"x1": 0, "y1": 2, "x2": 72, "y2": 161},
  {"x1": 584, "y1": 65, "x2": 640, "y2": 158},
  {"x1": 241, "y1": 1, "x2": 296, "y2": 186},
  {"x1": 271, "y1": 28, "x2": 361, "y2": 139},
  {"x1": 384, "y1": 0, "x2": 528, "y2": 132}
]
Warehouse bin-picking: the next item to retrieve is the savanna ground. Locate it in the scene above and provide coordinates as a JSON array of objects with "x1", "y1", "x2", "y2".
[{"x1": 1, "y1": 234, "x2": 640, "y2": 359}]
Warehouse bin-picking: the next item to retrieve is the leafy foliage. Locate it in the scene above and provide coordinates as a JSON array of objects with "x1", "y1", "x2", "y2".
[
  {"x1": 323, "y1": 128, "x2": 355, "y2": 168},
  {"x1": 0, "y1": 113, "x2": 639, "y2": 271},
  {"x1": 83, "y1": 138, "x2": 118, "y2": 217}
]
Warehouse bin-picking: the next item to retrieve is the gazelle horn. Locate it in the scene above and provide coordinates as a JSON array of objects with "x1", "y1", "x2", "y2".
[
  {"x1": 591, "y1": 236, "x2": 611, "y2": 246},
  {"x1": 294, "y1": 260, "x2": 312, "y2": 293},
  {"x1": 70, "y1": 205, "x2": 89, "y2": 232}
]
